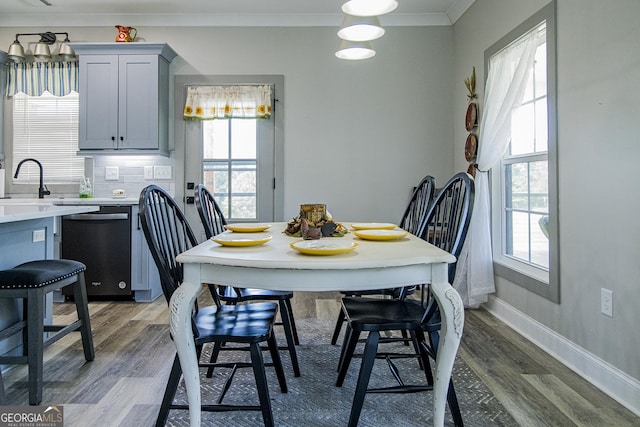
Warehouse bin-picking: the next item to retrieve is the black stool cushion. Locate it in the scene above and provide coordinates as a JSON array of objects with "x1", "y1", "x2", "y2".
[{"x1": 0, "y1": 260, "x2": 86, "y2": 289}]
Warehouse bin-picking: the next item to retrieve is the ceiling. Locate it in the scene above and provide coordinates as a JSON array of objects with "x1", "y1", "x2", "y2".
[{"x1": 0, "y1": 0, "x2": 475, "y2": 27}]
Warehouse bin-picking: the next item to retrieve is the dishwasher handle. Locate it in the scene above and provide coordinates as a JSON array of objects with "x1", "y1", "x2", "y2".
[{"x1": 65, "y1": 213, "x2": 129, "y2": 221}]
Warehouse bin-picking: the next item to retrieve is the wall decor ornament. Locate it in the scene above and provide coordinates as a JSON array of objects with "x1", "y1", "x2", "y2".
[{"x1": 464, "y1": 66, "x2": 478, "y2": 177}]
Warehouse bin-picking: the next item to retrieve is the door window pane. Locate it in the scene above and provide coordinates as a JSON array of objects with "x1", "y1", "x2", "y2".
[
  {"x1": 203, "y1": 119, "x2": 258, "y2": 220},
  {"x1": 203, "y1": 120, "x2": 229, "y2": 159},
  {"x1": 231, "y1": 120, "x2": 257, "y2": 159}
]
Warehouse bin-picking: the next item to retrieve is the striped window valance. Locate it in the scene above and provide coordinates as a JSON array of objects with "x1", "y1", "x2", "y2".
[
  {"x1": 183, "y1": 85, "x2": 272, "y2": 120},
  {"x1": 6, "y1": 61, "x2": 79, "y2": 97}
]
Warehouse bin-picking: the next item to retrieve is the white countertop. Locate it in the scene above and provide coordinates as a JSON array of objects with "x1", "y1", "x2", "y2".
[
  {"x1": 0, "y1": 204, "x2": 99, "y2": 224},
  {"x1": 0, "y1": 197, "x2": 138, "y2": 206},
  {"x1": 50, "y1": 197, "x2": 139, "y2": 206}
]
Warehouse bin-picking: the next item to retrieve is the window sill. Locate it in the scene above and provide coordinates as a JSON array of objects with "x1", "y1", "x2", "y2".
[{"x1": 493, "y1": 258, "x2": 558, "y2": 302}]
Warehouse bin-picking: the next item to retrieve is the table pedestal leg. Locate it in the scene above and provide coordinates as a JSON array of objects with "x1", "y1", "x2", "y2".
[
  {"x1": 169, "y1": 281, "x2": 202, "y2": 427},
  {"x1": 429, "y1": 266, "x2": 465, "y2": 427}
]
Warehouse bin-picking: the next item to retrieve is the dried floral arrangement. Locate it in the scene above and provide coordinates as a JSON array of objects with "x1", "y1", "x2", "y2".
[
  {"x1": 464, "y1": 66, "x2": 477, "y2": 100},
  {"x1": 284, "y1": 214, "x2": 348, "y2": 239}
]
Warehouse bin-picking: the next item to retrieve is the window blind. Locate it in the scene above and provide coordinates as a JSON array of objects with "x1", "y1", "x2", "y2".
[{"x1": 12, "y1": 91, "x2": 84, "y2": 184}]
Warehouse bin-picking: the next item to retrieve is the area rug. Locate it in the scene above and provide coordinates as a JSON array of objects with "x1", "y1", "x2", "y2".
[{"x1": 167, "y1": 319, "x2": 516, "y2": 426}]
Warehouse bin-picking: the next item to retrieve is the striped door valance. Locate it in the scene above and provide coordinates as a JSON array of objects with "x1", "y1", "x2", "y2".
[{"x1": 6, "y1": 61, "x2": 78, "y2": 97}]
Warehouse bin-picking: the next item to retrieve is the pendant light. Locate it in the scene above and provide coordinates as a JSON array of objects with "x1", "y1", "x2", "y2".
[
  {"x1": 338, "y1": 15, "x2": 385, "y2": 42},
  {"x1": 341, "y1": 0, "x2": 398, "y2": 17},
  {"x1": 7, "y1": 37, "x2": 26, "y2": 62},
  {"x1": 58, "y1": 34, "x2": 77, "y2": 60},
  {"x1": 335, "y1": 40, "x2": 376, "y2": 60}
]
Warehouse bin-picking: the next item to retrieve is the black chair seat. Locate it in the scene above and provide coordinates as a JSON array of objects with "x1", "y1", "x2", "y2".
[
  {"x1": 0, "y1": 259, "x2": 94, "y2": 405},
  {"x1": 0, "y1": 259, "x2": 86, "y2": 289},
  {"x1": 222, "y1": 287, "x2": 293, "y2": 301},
  {"x1": 341, "y1": 297, "x2": 440, "y2": 331},
  {"x1": 195, "y1": 311, "x2": 276, "y2": 343}
]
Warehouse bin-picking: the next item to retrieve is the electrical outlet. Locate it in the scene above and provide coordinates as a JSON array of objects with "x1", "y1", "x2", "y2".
[
  {"x1": 32, "y1": 229, "x2": 45, "y2": 242},
  {"x1": 601, "y1": 288, "x2": 613, "y2": 317},
  {"x1": 154, "y1": 165, "x2": 172, "y2": 180},
  {"x1": 105, "y1": 166, "x2": 119, "y2": 181},
  {"x1": 144, "y1": 166, "x2": 154, "y2": 180}
]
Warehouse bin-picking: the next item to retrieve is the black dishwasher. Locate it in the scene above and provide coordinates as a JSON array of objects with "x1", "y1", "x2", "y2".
[{"x1": 61, "y1": 206, "x2": 133, "y2": 299}]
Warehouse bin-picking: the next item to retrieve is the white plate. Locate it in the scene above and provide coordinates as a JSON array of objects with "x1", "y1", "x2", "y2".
[
  {"x1": 212, "y1": 233, "x2": 272, "y2": 247},
  {"x1": 225, "y1": 223, "x2": 272, "y2": 233},
  {"x1": 111, "y1": 194, "x2": 127, "y2": 199},
  {"x1": 290, "y1": 239, "x2": 358, "y2": 255},
  {"x1": 351, "y1": 222, "x2": 397, "y2": 230},
  {"x1": 353, "y1": 229, "x2": 408, "y2": 241}
]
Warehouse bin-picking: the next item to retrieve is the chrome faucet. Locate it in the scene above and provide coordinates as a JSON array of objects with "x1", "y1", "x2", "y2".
[{"x1": 14, "y1": 158, "x2": 50, "y2": 199}]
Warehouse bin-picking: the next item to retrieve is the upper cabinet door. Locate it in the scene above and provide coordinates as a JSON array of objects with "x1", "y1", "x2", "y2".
[
  {"x1": 118, "y1": 55, "x2": 159, "y2": 150},
  {"x1": 78, "y1": 55, "x2": 119, "y2": 150}
]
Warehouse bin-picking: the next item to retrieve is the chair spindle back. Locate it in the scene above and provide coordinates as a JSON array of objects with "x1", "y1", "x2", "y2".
[
  {"x1": 139, "y1": 185, "x2": 199, "y2": 303},
  {"x1": 194, "y1": 184, "x2": 227, "y2": 239},
  {"x1": 399, "y1": 175, "x2": 436, "y2": 235}
]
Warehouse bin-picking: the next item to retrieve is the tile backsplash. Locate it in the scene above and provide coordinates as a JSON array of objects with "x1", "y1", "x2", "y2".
[{"x1": 89, "y1": 155, "x2": 175, "y2": 198}]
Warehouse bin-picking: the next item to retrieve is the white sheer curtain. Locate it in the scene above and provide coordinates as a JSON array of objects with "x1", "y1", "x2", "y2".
[{"x1": 453, "y1": 25, "x2": 544, "y2": 308}]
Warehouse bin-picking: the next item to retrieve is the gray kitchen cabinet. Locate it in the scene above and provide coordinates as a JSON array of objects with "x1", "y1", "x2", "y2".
[
  {"x1": 130, "y1": 205, "x2": 162, "y2": 302},
  {"x1": 72, "y1": 43, "x2": 177, "y2": 155}
]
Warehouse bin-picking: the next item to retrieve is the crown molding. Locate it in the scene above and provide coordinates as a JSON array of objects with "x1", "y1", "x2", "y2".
[
  {"x1": 0, "y1": 12, "x2": 456, "y2": 28},
  {"x1": 447, "y1": 0, "x2": 476, "y2": 24}
]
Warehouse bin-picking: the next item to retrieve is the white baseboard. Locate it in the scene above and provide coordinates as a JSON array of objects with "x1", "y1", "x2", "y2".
[{"x1": 483, "y1": 296, "x2": 640, "y2": 417}]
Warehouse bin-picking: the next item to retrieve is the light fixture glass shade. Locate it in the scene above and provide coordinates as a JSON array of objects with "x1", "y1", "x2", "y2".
[
  {"x1": 58, "y1": 42, "x2": 76, "y2": 60},
  {"x1": 338, "y1": 15, "x2": 385, "y2": 41},
  {"x1": 33, "y1": 42, "x2": 52, "y2": 60},
  {"x1": 7, "y1": 41, "x2": 26, "y2": 62},
  {"x1": 335, "y1": 40, "x2": 376, "y2": 60},
  {"x1": 342, "y1": 0, "x2": 398, "y2": 17}
]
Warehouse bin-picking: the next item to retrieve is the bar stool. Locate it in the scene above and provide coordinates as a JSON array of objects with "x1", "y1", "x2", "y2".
[{"x1": 0, "y1": 259, "x2": 95, "y2": 405}]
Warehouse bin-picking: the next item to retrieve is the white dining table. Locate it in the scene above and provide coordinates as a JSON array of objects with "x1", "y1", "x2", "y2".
[{"x1": 176, "y1": 222, "x2": 465, "y2": 427}]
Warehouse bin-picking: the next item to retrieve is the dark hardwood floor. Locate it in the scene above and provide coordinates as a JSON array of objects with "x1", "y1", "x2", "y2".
[{"x1": 1, "y1": 297, "x2": 638, "y2": 426}]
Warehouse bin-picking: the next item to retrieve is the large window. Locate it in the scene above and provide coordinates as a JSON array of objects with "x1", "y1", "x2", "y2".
[
  {"x1": 11, "y1": 91, "x2": 84, "y2": 188},
  {"x1": 503, "y1": 26, "x2": 549, "y2": 269},
  {"x1": 488, "y1": 2, "x2": 559, "y2": 301}
]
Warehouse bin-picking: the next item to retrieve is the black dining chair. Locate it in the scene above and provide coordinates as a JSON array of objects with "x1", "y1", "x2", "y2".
[
  {"x1": 335, "y1": 172, "x2": 474, "y2": 427},
  {"x1": 330, "y1": 175, "x2": 436, "y2": 345},
  {"x1": 194, "y1": 184, "x2": 300, "y2": 378},
  {"x1": 139, "y1": 184, "x2": 288, "y2": 427}
]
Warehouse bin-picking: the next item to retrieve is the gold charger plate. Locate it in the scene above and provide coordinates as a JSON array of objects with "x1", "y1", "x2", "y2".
[
  {"x1": 290, "y1": 240, "x2": 358, "y2": 255},
  {"x1": 351, "y1": 222, "x2": 397, "y2": 230},
  {"x1": 213, "y1": 234, "x2": 272, "y2": 247},
  {"x1": 225, "y1": 223, "x2": 272, "y2": 233},
  {"x1": 353, "y1": 229, "x2": 408, "y2": 241}
]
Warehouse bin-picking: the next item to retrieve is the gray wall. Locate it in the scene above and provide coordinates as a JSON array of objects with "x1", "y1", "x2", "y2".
[
  {"x1": 453, "y1": 0, "x2": 639, "y2": 384},
  {"x1": 0, "y1": 25, "x2": 454, "y2": 223}
]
